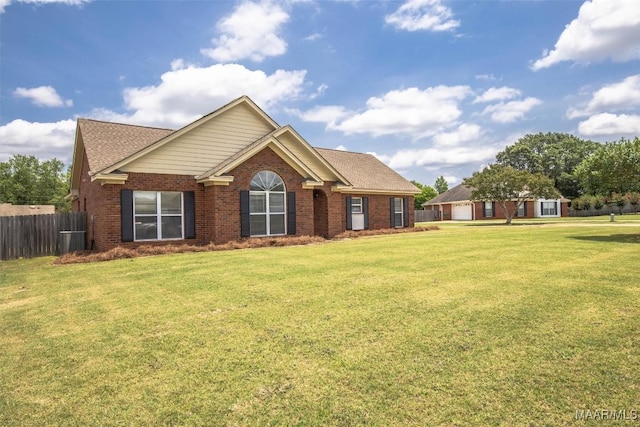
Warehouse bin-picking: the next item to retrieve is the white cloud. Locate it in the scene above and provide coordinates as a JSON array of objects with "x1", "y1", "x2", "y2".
[
  {"x1": 287, "y1": 105, "x2": 351, "y2": 126},
  {"x1": 531, "y1": 0, "x2": 640, "y2": 70},
  {"x1": 13, "y1": 86, "x2": 73, "y2": 107},
  {"x1": 1, "y1": 0, "x2": 91, "y2": 14},
  {"x1": 373, "y1": 144, "x2": 498, "y2": 170},
  {"x1": 475, "y1": 74, "x2": 500, "y2": 82},
  {"x1": 201, "y1": 1, "x2": 289, "y2": 62},
  {"x1": 110, "y1": 63, "x2": 307, "y2": 128},
  {"x1": 385, "y1": 0, "x2": 459, "y2": 32},
  {"x1": 473, "y1": 86, "x2": 521, "y2": 104},
  {"x1": 304, "y1": 86, "x2": 472, "y2": 139},
  {"x1": 567, "y1": 74, "x2": 640, "y2": 118},
  {"x1": 334, "y1": 145, "x2": 347, "y2": 151},
  {"x1": 0, "y1": 119, "x2": 76, "y2": 162},
  {"x1": 432, "y1": 123, "x2": 482, "y2": 146},
  {"x1": 577, "y1": 113, "x2": 640, "y2": 136},
  {"x1": 482, "y1": 97, "x2": 542, "y2": 124},
  {"x1": 304, "y1": 33, "x2": 322, "y2": 42}
]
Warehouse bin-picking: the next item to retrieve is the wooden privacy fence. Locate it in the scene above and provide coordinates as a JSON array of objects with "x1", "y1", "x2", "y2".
[{"x1": 0, "y1": 212, "x2": 87, "y2": 261}]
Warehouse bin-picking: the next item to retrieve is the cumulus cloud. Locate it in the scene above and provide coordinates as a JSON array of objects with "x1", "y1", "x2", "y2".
[
  {"x1": 201, "y1": 1, "x2": 289, "y2": 62},
  {"x1": 432, "y1": 123, "x2": 482, "y2": 147},
  {"x1": 299, "y1": 86, "x2": 472, "y2": 140},
  {"x1": 481, "y1": 97, "x2": 542, "y2": 123},
  {"x1": 531, "y1": 0, "x2": 640, "y2": 70},
  {"x1": 105, "y1": 63, "x2": 307, "y2": 128},
  {"x1": 473, "y1": 86, "x2": 521, "y2": 104},
  {"x1": 0, "y1": 119, "x2": 76, "y2": 162},
  {"x1": 372, "y1": 144, "x2": 498, "y2": 171},
  {"x1": 567, "y1": 74, "x2": 640, "y2": 118},
  {"x1": 13, "y1": 86, "x2": 73, "y2": 107},
  {"x1": 385, "y1": 0, "x2": 459, "y2": 32},
  {"x1": 1, "y1": 0, "x2": 91, "y2": 14},
  {"x1": 577, "y1": 113, "x2": 640, "y2": 136}
]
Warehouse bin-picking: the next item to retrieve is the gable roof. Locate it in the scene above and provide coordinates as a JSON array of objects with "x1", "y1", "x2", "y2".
[
  {"x1": 424, "y1": 183, "x2": 473, "y2": 205},
  {"x1": 77, "y1": 119, "x2": 173, "y2": 174},
  {"x1": 71, "y1": 96, "x2": 417, "y2": 195},
  {"x1": 315, "y1": 148, "x2": 420, "y2": 193}
]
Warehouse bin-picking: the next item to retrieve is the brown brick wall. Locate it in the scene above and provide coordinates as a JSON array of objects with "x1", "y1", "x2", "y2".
[{"x1": 76, "y1": 146, "x2": 416, "y2": 251}]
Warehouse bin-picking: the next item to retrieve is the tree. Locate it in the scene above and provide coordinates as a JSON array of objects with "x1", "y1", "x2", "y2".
[
  {"x1": 411, "y1": 180, "x2": 438, "y2": 209},
  {"x1": 495, "y1": 132, "x2": 600, "y2": 198},
  {"x1": 434, "y1": 176, "x2": 448, "y2": 194},
  {"x1": 575, "y1": 137, "x2": 640, "y2": 196},
  {"x1": 463, "y1": 165, "x2": 560, "y2": 225},
  {"x1": 0, "y1": 155, "x2": 70, "y2": 211}
]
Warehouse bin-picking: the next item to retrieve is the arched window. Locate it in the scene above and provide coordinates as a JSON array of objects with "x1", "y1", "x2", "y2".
[{"x1": 249, "y1": 171, "x2": 286, "y2": 236}]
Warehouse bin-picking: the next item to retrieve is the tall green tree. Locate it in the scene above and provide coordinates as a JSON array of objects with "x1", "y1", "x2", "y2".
[
  {"x1": 0, "y1": 155, "x2": 70, "y2": 211},
  {"x1": 495, "y1": 132, "x2": 599, "y2": 198},
  {"x1": 463, "y1": 165, "x2": 560, "y2": 225},
  {"x1": 575, "y1": 137, "x2": 640, "y2": 196},
  {"x1": 434, "y1": 176, "x2": 448, "y2": 194},
  {"x1": 411, "y1": 180, "x2": 438, "y2": 209}
]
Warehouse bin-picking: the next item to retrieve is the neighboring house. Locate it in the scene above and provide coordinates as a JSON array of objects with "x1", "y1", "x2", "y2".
[
  {"x1": 68, "y1": 96, "x2": 420, "y2": 251},
  {"x1": 0, "y1": 203, "x2": 55, "y2": 216},
  {"x1": 423, "y1": 183, "x2": 569, "y2": 221}
]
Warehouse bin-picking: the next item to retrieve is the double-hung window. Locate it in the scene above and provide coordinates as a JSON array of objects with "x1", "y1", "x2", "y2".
[
  {"x1": 351, "y1": 197, "x2": 363, "y2": 214},
  {"x1": 133, "y1": 191, "x2": 183, "y2": 241},
  {"x1": 393, "y1": 197, "x2": 404, "y2": 227},
  {"x1": 484, "y1": 201, "x2": 494, "y2": 217},
  {"x1": 249, "y1": 171, "x2": 286, "y2": 236},
  {"x1": 541, "y1": 201, "x2": 557, "y2": 216}
]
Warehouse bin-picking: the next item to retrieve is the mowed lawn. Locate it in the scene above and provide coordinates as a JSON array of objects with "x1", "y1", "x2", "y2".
[{"x1": 1, "y1": 222, "x2": 639, "y2": 426}]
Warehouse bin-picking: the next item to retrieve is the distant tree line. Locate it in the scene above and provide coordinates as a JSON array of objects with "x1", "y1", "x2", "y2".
[{"x1": 0, "y1": 155, "x2": 70, "y2": 212}]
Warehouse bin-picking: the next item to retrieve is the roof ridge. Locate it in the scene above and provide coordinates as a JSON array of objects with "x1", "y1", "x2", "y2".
[
  {"x1": 78, "y1": 118, "x2": 175, "y2": 132},
  {"x1": 313, "y1": 146, "x2": 370, "y2": 156}
]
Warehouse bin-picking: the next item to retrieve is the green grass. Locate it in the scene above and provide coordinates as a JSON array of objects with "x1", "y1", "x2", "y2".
[{"x1": 1, "y1": 223, "x2": 639, "y2": 426}]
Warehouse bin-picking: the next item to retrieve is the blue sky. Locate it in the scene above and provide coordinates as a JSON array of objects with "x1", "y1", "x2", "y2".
[{"x1": 1, "y1": 0, "x2": 639, "y2": 187}]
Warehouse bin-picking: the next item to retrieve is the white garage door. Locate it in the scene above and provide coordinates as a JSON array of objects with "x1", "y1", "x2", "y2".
[{"x1": 452, "y1": 203, "x2": 473, "y2": 220}]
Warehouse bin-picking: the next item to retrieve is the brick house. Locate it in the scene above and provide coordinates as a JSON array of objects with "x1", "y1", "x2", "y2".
[
  {"x1": 423, "y1": 183, "x2": 569, "y2": 221},
  {"x1": 68, "y1": 96, "x2": 420, "y2": 251}
]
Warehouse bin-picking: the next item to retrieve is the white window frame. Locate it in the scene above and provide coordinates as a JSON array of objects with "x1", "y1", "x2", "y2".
[
  {"x1": 541, "y1": 201, "x2": 558, "y2": 216},
  {"x1": 516, "y1": 203, "x2": 525, "y2": 217},
  {"x1": 133, "y1": 191, "x2": 184, "y2": 241},
  {"x1": 249, "y1": 171, "x2": 286, "y2": 237},
  {"x1": 394, "y1": 197, "x2": 404, "y2": 228},
  {"x1": 351, "y1": 197, "x2": 363, "y2": 214}
]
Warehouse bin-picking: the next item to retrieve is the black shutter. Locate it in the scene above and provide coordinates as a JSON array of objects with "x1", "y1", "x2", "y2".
[
  {"x1": 482, "y1": 202, "x2": 487, "y2": 218},
  {"x1": 121, "y1": 189, "x2": 134, "y2": 242},
  {"x1": 345, "y1": 196, "x2": 352, "y2": 230},
  {"x1": 523, "y1": 201, "x2": 528, "y2": 217},
  {"x1": 240, "y1": 191, "x2": 250, "y2": 237},
  {"x1": 541, "y1": 201, "x2": 544, "y2": 216},
  {"x1": 184, "y1": 191, "x2": 196, "y2": 239},
  {"x1": 287, "y1": 191, "x2": 296, "y2": 235},
  {"x1": 403, "y1": 197, "x2": 409, "y2": 227},
  {"x1": 555, "y1": 201, "x2": 559, "y2": 216},
  {"x1": 492, "y1": 202, "x2": 496, "y2": 218},
  {"x1": 390, "y1": 197, "x2": 395, "y2": 228},
  {"x1": 363, "y1": 197, "x2": 369, "y2": 229}
]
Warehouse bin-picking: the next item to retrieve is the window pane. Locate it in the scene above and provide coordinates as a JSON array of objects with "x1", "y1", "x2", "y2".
[
  {"x1": 250, "y1": 171, "x2": 285, "y2": 191},
  {"x1": 352, "y1": 197, "x2": 362, "y2": 214},
  {"x1": 161, "y1": 192, "x2": 182, "y2": 215},
  {"x1": 394, "y1": 198, "x2": 402, "y2": 212},
  {"x1": 135, "y1": 216, "x2": 157, "y2": 240},
  {"x1": 135, "y1": 192, "x2": 157, "y2": 214},
  {"x1": 270, "y1": 214, "x2": 285, "y2": 234},
  {"x1": 250, "y1": 193, "x2": 266, "y2": 213},
  {"x1": 161, "y1": 216, "x2": 182, "y2": 239},
  {"x1": 250, "y1": 215, "x2": 267, "y2": 236},
  {"x1": 269, "y1": 193, "x2": 285, "y2": 213},
  {"x1": 394, "y1": 212, "x2": 403, "y2": 227}
]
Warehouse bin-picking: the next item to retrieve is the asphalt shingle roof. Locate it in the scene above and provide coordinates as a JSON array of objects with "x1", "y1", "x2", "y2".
[
  {"x1": 423, "y1": 183, "x2": 473, "y2": 205},
  {"x1": 315, "y1": 148, "x2": 419, "y2": 192},
  {"x1": 78, "y1": 119, "x2": 174, "y2": 174}
]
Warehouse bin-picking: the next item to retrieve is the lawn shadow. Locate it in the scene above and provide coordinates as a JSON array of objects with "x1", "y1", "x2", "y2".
[{"x1": 569, "y1": 233, "x2": 640, "y2": 244}]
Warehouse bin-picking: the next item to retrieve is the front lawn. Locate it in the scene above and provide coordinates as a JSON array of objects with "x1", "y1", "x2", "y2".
[{"x1": 1, "y1": 224, "x2": 639, "y2": 425}]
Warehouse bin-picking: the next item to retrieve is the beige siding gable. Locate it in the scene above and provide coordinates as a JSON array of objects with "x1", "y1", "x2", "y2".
[
  {"x1": 121, "y1": 103, "x2": 276, "y2": 176},
  {"x1": 275, "y1": 132, "x2": 340, "y2": 182}
]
